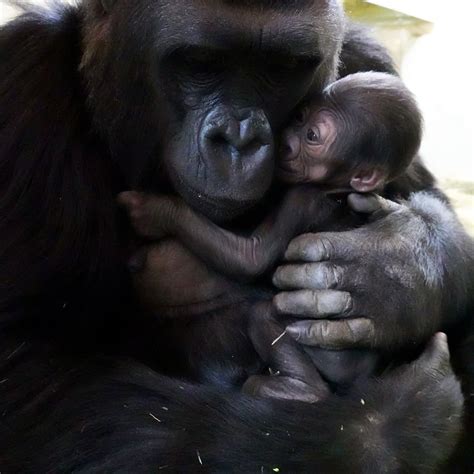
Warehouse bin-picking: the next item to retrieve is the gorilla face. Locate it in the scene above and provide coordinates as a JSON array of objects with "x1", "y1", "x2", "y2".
[{"x1": 82, "y1": 0, "x2": 344, "y2": 221}]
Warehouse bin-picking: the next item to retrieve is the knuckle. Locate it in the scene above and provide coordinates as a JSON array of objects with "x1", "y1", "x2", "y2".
[
  {"x1": 342, "y1": 292, "x2": 354, "y2": 314},
  {"x1": 317, "y1": 236, "x2": 333, "y2": 260},
  {"x1": 303, "y1": 264, "x2": 315, "y2": 283},
  {"x1": 326, "y1": 263, "x2": 341, "y2": 288},
  {"x1": 321, "y1": 321, "x2": 331, "y2": 339},
  {"x1": 310, "y1": 291, "x2": 320, "y2": 312},
  {"x1": 310, "y1": 321, "x2": 323, "y2": 342}
]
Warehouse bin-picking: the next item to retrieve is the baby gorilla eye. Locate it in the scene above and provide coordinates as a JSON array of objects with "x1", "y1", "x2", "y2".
[{"x1": 307, "y1": 127, "x2": 320, "y2": 143}]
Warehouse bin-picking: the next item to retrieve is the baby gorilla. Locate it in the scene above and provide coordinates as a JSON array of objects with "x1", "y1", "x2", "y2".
[
  {"x1": 120, "y1": 71, "x2": 423, "y2": 401},
  {"x1": 278, "y1": 71, "x2": 421, "y2": 192}
]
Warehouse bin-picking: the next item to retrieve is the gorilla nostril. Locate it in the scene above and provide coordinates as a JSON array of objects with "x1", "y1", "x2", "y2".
[
  {"x1": 208, "y1": 131, "x2": 229, "y2": 147},
  {"x1": 239, "y1": 139, "x2": 267, "y2": 157},
  {"x1": 206, "y1": 122, "x2": 266, "y2": 153},
  {"x1": 201, "y1": 107, "x2": 273, "y2": 161}
]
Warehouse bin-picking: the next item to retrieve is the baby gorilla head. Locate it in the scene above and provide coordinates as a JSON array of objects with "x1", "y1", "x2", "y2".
[{"x1": 279, "y1": 71, "x2": 423, "y2": 192}]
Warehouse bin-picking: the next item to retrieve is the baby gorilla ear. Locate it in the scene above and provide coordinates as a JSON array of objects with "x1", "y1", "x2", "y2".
[{"x1": 350, "y1": 169, "x2": 386, "y2": 193}]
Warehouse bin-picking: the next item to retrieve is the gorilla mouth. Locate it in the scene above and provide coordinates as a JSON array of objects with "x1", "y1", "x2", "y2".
[{"x1": 175, "y1": 175, "x2": 260, "y2": 222}]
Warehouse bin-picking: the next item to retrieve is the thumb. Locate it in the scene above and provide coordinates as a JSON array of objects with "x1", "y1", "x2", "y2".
[{"x1": 348, "y1": 193, "x2": 401, "y2": 216}]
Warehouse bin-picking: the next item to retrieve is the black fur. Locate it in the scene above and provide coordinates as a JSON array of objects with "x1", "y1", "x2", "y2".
[{"x1": 0, "y1": 2, "x2": 472, "y2": 472}]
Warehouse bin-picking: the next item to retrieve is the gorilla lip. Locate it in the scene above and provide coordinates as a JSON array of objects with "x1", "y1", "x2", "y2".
[{"x1": 175, "y1": 174, "x2": 260, "y2": 220}]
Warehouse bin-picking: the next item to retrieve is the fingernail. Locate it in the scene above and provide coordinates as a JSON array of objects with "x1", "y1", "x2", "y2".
[
  {"x1": 285, "y1": 325, "x2": 300, "y2": 340},
  {"x1": 272, "y1": 271, "x2": 281, "y2": 286},
  {"x1": 273, "y1": 294, "x2": 286, "y2": 313}
]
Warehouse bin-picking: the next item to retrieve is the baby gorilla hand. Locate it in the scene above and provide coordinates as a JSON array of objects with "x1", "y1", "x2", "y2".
[{"x1": 118, "y1": 191, "x2": 181, "y2": 239}]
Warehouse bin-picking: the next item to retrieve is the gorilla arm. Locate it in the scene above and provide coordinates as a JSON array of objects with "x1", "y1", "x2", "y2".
[
  {"x1": 290, "y1": 24, "x2": 474, "y2": 352},
  {"x1": 2, "y1": 333, "x2": 464, "y2": 474},
  {"x1": 119, "y1": 186, "x2": 345, "y2": 280}
]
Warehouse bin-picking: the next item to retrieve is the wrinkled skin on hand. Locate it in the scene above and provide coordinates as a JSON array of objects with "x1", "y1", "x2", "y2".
[{"x1": 273, "y1": 192, "x2": 472, "y2": 351}]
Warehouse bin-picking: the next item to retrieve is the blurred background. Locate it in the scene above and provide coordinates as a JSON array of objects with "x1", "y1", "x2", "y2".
[
  {"x1": 1, "y1": 0, "x2": 473, "y2": 233},
  {"x1": 343, "y1": 0, "x2": 473, "y2": 234}
]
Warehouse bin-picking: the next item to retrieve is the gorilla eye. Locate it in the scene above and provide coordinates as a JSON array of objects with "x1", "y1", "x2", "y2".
[
  {"x1": 307, "y1": 128, "x2": 320, "y2": 143},
  {"x1": 184, "y1": 48, "x2": 223, "y2": 73}
]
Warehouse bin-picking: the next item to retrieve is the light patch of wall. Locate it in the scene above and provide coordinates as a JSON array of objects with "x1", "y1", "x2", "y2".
[
  {"x1": 401, "y1": 3, "x2": 474, "y2": 183},
  {"x1": 0, "y1": 2, "x2": 17, "y2": 23},
  {"x1": 344, "y1": 0, "x2": 473, "y2": 233}
]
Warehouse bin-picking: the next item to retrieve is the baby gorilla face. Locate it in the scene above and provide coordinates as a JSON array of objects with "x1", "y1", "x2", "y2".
[{"x1": 278, "y1": 107, "x2": 338, "y2": 184}]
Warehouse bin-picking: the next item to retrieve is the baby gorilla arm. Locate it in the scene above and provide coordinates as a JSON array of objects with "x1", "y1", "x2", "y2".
[{"x1": 119, "y1": 187, "x2": 342, "y2": 280}]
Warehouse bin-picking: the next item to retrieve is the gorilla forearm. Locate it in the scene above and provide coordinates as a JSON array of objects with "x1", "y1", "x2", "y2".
[
  {"x1": 359, "y1": 190, "x2": 474, "y2": 343},
  {"x1": 447, "y1": 318, "x2": 474, "y2": 471},
  {"x1": 337, "y1": 25, "x2": 474, "y2": 339},
  {"x1": 403, "y1": 191, "x2": 474, "y2": 326},
  {"x1": 387, "y1": 160, "x2": 474, "y2": 331},
  {"x1": 1, "y1": 341, "x2": 462, "y2": 474}
]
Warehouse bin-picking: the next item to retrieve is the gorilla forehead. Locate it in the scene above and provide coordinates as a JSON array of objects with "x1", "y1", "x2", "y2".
[{"x1": 152, "y1": 0, "x2": 342, "y2": 57}]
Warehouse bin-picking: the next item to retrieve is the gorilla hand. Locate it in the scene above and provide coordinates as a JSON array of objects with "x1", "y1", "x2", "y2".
[
  {"x1": 243, "y1": 302, "x2": 330, "y2": 404},
  {"x1": 244, "y1": 333, "x2": 463, "y2": 470},
  {"x1": 273, "y1": 191, "x2": 473, "y2": 350}
]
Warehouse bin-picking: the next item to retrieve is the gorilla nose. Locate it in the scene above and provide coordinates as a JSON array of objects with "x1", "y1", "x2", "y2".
[
  {"x1": 199, "y1": 107, "x2": 274, "y2": 201},
  {"x1": 204, "y1": 109, "x2": 272, "y2": 155}
]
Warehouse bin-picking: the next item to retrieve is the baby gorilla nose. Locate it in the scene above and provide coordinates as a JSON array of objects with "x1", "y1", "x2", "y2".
[{"x1": 280, "y1": 131, "x2": 301, "y2": 161}]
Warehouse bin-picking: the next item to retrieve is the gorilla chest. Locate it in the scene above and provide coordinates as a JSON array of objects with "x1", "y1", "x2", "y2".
[{"x1": 133, "y1": 239, "x2": 246, "y2": 316}]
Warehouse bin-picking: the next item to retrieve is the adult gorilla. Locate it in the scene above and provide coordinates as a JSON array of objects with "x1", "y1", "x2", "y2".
[{"x1": 0, "y1": 0, "x2": 472, "y2": 472}]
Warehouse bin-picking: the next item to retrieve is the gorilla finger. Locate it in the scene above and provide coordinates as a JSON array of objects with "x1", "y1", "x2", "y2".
[
  {"x1": 348, "y1": 193, "x2": 401, "y2": 216},
  {"x1": 273, "y1": 262, "x2": 342, "y2": 290},
  {"x1": 284, "y1": 232, "x2": 355, "y2": 263},
  {"x1": 285, "y1": 318, "x2": 375, "y2": 349},
  {"x1": 274, "y1": 290, "x2": 352, "y2": 317},
  {"x1": 414, "y1": 332, "x2": 451, "y2": 377}
]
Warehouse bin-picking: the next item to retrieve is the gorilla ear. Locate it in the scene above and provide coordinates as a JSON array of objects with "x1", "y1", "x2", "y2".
[
  {"x1": 101, "y1": 0, "x2": 116, "y2": 13},
  {"x1": 350, "y1": 169, "x2": 386, "y2": 193}
]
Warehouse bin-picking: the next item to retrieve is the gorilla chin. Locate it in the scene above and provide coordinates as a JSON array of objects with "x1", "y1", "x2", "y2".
[{"x1": 173, "y1": 175, "x2": 262, "y2": 222}]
